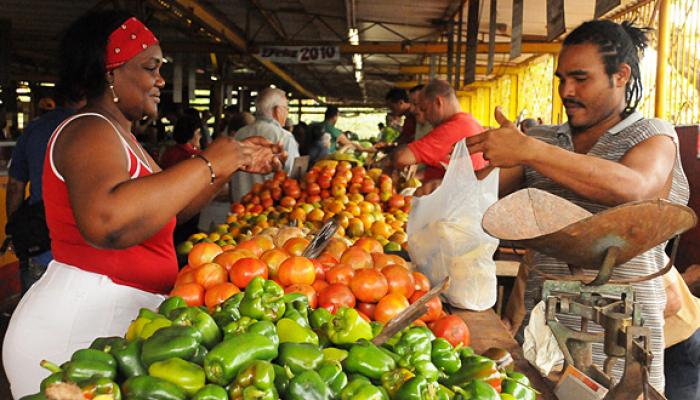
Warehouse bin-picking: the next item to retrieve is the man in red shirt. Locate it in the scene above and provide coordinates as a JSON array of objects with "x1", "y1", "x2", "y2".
[{"x1": 392, "y1": 80, "x2": 487, "y2": 180}]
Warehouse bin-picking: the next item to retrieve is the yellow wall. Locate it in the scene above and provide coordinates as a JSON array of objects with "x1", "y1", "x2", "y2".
[{"x1": 0, "y1": 176, "x2": 20, "y2": 267}]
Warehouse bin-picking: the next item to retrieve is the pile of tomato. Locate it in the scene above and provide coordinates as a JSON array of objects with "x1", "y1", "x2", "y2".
[{"x1": 172, "y1": 233, "x2": 470, "y2": 347}]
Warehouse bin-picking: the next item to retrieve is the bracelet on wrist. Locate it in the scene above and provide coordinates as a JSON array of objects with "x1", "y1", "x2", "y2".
[{"x1": 192, "y1": 154, "x2": 216, "y2": 185}]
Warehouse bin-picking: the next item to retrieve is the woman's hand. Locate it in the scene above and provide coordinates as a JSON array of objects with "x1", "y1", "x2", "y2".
[{"x1": 239, "y1": 136, "x2": 287, "y2": 174}]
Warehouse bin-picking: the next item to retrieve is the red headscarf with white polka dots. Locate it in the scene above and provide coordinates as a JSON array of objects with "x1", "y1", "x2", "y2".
[{"x1": 105, "y1": 17, "x2": 159, "y2": 71}]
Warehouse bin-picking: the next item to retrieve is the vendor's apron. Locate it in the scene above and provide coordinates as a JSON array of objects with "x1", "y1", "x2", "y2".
[{"x1": 2, "y1": 261, "x2": 164, "y2": 399}]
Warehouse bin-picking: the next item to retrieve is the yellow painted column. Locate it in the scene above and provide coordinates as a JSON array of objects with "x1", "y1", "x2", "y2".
[
  {"x1": 655, "y1": 0, "x2": 671, "y2": 118},
  {"x1": 509, "y1": 74, "x2": 518, "y2": 121},
  {"x1": 551, "y1": 56, "x2": 563, "y2": 125}
]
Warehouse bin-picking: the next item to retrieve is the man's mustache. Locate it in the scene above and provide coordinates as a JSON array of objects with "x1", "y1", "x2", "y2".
[{"x1": 563, "y1": 98, "x2": 585, "y2": 108}]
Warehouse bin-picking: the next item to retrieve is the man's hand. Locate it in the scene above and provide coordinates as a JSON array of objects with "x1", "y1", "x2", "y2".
[
  {"x1": 239, "y1": 136, "x2": 286, "y2": 174},
  {"x1": 414, "y1": 179, "x2": 442, "y2": 196},
  {"x1": 465, "y1": 107, "x2": 538, "y2": 168}
]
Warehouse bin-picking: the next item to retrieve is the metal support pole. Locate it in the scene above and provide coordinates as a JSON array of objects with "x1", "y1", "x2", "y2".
[
  {"x1": 654, "y1": 0, "x2": 671, "y2": 119},
  {"x1": 447, "y1": 18, "x2": 455, "y2": 85},
  {"x1": 455, "y1": 1, "x2": 464, "y2": 88}
]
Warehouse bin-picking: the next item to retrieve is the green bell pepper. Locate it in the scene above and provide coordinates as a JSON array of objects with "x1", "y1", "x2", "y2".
[
  {"x1": 370, "y1": 322, "x2": 384, "y2": 339},
  {"x1": 322, "y1": 347, "x2": 349, "y2": 363},
  {"x1": 277, "y1": 342, "x2": 324, "y2": 374},
  {"x1": 159, "y1": 296, "x2": 187, "y2": 317},
  {"x1": 126, "y1": 308, "x2": 173, "y2": 341},
  {"x1": 287, "y1": 370, "x2": 332, "y2": 400},
  {"x1": 310, "y1": 307, "x2": 333, "y2": 330},
  {"x1": 458, "y1": 347, "x2": 475, "y2": 362},
  {"x1": 501, "y1": 371, "x2": 536, "y2": 400},
  {"x1": 170, "y1": 306, "x2": 222, "y2": 349},
  {"x1": 443, "y1": 355, "x2": 502, "y2": 393},
  {"x1": 90, "y1": 336, "x2": 126, "y2": 353},
  {"x1": 283, "y1": 292, "x2": 311, "y2": 328},
  {"x1": 42, "y1": 358, "x2": 116, "y2": 385},
  {"x1": 326, "y1": 307, "x2": 373, "y2": 346},
  {"x1": 500, "y1": 394, "x2": 517, "y2": 400},
  {"x1": 211, "y1": 292, "x2": 244, "y2": 327},
  {"x1": 344, "y1": 340, "x2": 396, "y2": 380},
  {"x1": 192, "y1": 384, "x2": 229, "y2": 400},
  {"x1": 453, "y1": 379, "x2": 500, "y2": 400},
  {"x1": 122, "y1": 375, "x2": 187, "y2": 400},
  {"x1": 40, "y1": 371, "x2": 63, "y2": 392},
  {"x1": 248, "y1": 320, "x2": 280, "y2": 348},
  {"x1": 414, "y1": 359, "x2": 440, "y2": 382},
  {"x1": 318, "y1": 361, "x2": 348, "y2": 397},
  {"x1": 224, "y1": 316, "x2": 258, "y2": 339},
  {"x1": 110, "y1": 339, "x2": 147, "y2": 378},
  {"x1": 70, "y1": 348, "x2": 117, "y2": 370},
  {"x1": 228, "y1": 360, "x2": 277, "y2": 400},
  {"x1": 437, "y1": 384, "x2": 455, "y2": 400},
  {"x1": 340, "y1": 376, "x2": 387, "y2": 400},
  {"x1": 395, "y1": 376, "x2": 438, "y2": 400},
  {"x1": 148, "y1": 357, "x2": 206, "y2": 396},
  {"x1": 277, "y1": 318, "x2": 319, "y2": 345},
  {"x1": 18, "y1": 394, "x2": 47, "y2": 400},
  {"x1": 80, "y1": 377, "x2": 122, "y2": 400},
  {"x1": 141, "y1": 325, "x2": 201, "y2": 367},
  {"x1": 393, "y1": 326, "x2": 434, "y2": 368},
  {"x1": 204, "y1": 332, "x2": 278, "y2": 386},
  {"x1": 431, "y1": 338, "x2": 461, "y2": 375},
  {"x1": 191, "y1": 344, "x2": 209, "y2": 366},
  {"x1": 239, "y1": 277, "x2": 286, "y2": 322},
  {"x1": 273, "y1": 364, "x2": 292, "y2": 395},
  {"x1": 380, "y1": 368, "x2": 414, "y2": 398}
]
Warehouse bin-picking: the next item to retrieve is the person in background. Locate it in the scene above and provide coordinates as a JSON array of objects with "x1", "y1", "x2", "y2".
[
  {"x1": 410, "y1": 85, "x2": 433, "y2": 141},
  {"x1": 385, "y1": 87, "x2": 414, "y2": 144},
  {"x1": 2, "y1": 11, "x2": 283, "y2": 398},
  {"x1": 226, "y1": 112, "x2": 255, "y2": 137},
  {"x1": 6, "y1": 88, "x2": 85, "y2": 294},
  {"x1": 159, "y1": 114, "x2": 203, "y2": 245},
  {"x1": 392, "y1": 80, "x2": 486, "y2": 181},
  {"x1": 426, "y1": 20, "x2": 684, "y2": 393},
  {"x1": 37, "y1": 97, "x2": 57, "y2": 116},
  {"x1": 321, "y1": 105, "x2": 353, "y2": 153},
  {"x1": 377, "y1": 122, "x2": 385, "y2": 137},
  {"x1": 519, "y1": 118, "x2": 539, "y2": 134},
  {"x1": 663, "y1": 266, "x2": 700, "y2": 399},
  {"x1": 159, "y1": 114, "x2": 202, "y2": 169},
  {"x1": 230, "y1": 87, "x2": 300, "y2": 203}
]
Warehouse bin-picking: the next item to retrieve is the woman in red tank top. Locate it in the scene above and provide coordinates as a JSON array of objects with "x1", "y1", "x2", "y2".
[{"x1": 3, "y1": 10, "x2": 285, "y2": 398}]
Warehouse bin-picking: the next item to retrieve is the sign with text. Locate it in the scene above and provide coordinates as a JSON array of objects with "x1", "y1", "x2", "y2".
[{"x1": 258, "y1": 46, "x2": 340, "y2": 64}]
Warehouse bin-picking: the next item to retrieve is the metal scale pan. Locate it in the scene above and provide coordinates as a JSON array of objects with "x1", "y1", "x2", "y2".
[{"x1": 482, "y1": 188, "x2": 697, "y2": 284}]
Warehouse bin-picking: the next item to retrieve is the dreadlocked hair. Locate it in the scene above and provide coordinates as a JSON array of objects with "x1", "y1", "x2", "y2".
[{"x1": 563, "y1": 20, "x2": 652, "y2": 117}]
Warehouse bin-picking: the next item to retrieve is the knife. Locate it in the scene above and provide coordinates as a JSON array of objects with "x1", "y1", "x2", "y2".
[{"x1": 372, "y1": 276, "x2": 451, "y2": 346}]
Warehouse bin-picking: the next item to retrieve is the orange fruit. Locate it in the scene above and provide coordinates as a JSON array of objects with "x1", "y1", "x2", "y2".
[{"x1": 188, "y1": 242, "x2": 223, "y2": 268}]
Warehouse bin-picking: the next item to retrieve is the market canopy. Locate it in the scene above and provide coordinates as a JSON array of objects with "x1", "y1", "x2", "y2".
[{"x1": 3, "y1": 0, "x2": 648, "y2": 105}]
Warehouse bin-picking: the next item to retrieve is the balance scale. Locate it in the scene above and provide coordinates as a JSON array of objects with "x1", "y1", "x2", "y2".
[{"x1": 482, "y1": 188, "x2": 697, "y2": 400}]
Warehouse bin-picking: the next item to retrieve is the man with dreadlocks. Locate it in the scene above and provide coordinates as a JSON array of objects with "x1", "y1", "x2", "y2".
[{"x1": 419, "y1": 20, "x2": 690, "y2": 394}]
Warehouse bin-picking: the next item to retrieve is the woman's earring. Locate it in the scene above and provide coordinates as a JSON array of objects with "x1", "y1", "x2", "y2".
[{"x1": 109, "y1": 83, "x2": 119, "y2": 103}]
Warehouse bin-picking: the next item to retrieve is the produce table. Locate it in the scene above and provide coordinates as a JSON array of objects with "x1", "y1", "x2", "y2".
[{"x1": 453, "y1": 308, "x2": 558, "y2": 400}]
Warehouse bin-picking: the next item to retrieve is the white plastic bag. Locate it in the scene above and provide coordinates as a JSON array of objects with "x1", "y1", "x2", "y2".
[{"x1": 407, "y1": 140, "x2": 499, "y2": 310}]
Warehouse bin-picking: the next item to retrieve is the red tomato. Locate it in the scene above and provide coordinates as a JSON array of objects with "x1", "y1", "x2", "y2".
[
  {"x1": 429, "y1": 315, "x2": 471, "y2": 347},
  {"x1": 410, "y1": 290, "x2": 443, "y2": 322},
  {"x1": 412, "y1": 272, "x2": 431, "y2": 292},
  {"x1": 312, "y1": 279, "x2": 330, "y2": 293},
  {"x1": 374, "y1": 293, "x2": 410, "y2": 323},
  {"x1": 381, "y1": 265, "x2": 415, "y2": 299},
  {"x1": 174, "y1": 270, "x2": 196, "y2": 288},
  {"x1": 194, "y1": 262, "x2": 228, "y2": 289},
  {"x1": 260, "y1": 249, "x2": 290, "y2": 278},
  {"x1": 285, "y1": 284, "x2": 318, "y2": 309},
  {"x1": 311, "y1": 259, "x2": 326, "y2": 282},
  {"x1": 188, "y1": 242, "x2": 223, "y2": 268},
  {"x1": 277, "y1": 256, "x2": 316, "y2": 286},
  {"x1": 229, "y1": 258, "x2": 269, "y2": 289},
  {"x1": 350, "y1": 268, "x2": 389, "y2": 303},
  {"x1": 326, "y1": 264, "x2": 355, "y2": 286},
  {"x1": 356, "y1": 302, "x2": 377, "y2": 320},
  {"x1": 204, "y1": 282, "x2": 240, "y2": 309},
  {"x1": 214, "y1": 249, "x2": 256, "y2": 272},
  {"x1": 357, "y1": 310, "x2": 371, "y2": 322},
  {"x1": 318, "y1": 283, "x2": 356, "y2": 313},
  {"x1": 170, "y1": 282, "x2": 205, "y2": 307}
]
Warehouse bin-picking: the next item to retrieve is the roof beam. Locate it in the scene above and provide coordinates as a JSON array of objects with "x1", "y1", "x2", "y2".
[
  {"x1": 159, "y1": 0, "x2": 316, "y2": 99},
  {"x1": 339, "y1": 41, "x2": 561, "y2": 54},
  {"x1": 399, "y1": 64, "x2": 521, "y2": 75}
]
